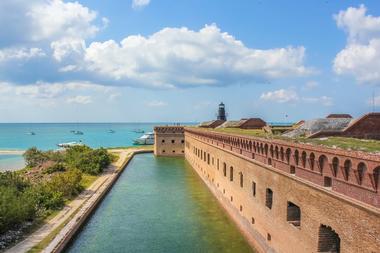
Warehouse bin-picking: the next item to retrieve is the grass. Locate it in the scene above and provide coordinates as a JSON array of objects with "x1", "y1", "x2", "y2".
[
  {"x1": 80, "y1": 173, "x2": 98, "y2": 189},
  {"x1": 193, "y1": 127, "x2": 380, "y2": 153}
]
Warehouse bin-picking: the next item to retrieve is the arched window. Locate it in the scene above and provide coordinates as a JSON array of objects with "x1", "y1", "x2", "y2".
[
  {"x1": 294, "y1": 150, "x2": 299, "y2": 166},
  {"x1": 240, "y1": 172, "x2": 243, "y2": 188},
  {"x1": 286, "y1": 148, "x2": 291, "y2": 164},
  {"x1": 223, "y1": 163, "x2": 227, "y2": 177},
  {"x1": 280, "y1": 147, "x2": 284, "y2": 161},
  {"x1": 275, "y1": 146, "x2": 279, "y2": 160},
  {"x1": 301, "y1": 151, "x2": 307, "y2": 168},
  {"x1": 318, "y1": 225, "x2": 340, "y2": 253},
  {"x1": 374, "y1": 167, "x2": 380, "y2": 190},
  {"x1": 230, "y1": 166, "x2": 234, "y2": 182},
  {"x1": 309, "y1": 153, "x2": 315, "y2": 170},
  {"x1": 332, "y1": 157, "x2": 339, "y2": 177},
  {"x1": 270, "y1": 145, "x2": 274, "y2": 157},
  {"x1": 357, "y1": 162, "x2": 367, "y2": 185},
  {"x1": 318, "y1": 155, "x2": 328, "y2": 173},
  {"x1": 343, "y1": 160, "x2": 351, "y2": 181},
  {"x1": 264, "y1": 144, "x2": 269, "y2": 157}
]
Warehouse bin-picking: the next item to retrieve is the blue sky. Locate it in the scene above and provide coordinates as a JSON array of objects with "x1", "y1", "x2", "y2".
[{"x1": 0, "y1": 0, "x2": 380, "y2": 122}]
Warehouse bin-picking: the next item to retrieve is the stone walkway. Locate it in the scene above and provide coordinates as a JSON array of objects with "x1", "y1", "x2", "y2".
[{"x1": 5, "y1": 148, "x2": 140, "y2": 253}]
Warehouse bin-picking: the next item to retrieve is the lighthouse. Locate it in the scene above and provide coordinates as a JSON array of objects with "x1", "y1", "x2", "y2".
[{"x1": 217, "y1": 102, "x2": 227, "y2": 121}]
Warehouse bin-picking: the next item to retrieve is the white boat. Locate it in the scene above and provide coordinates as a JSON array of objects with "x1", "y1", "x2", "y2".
[
  {"x1": 57, "y1": 141, "x2": 84, "y2": 148},
  {"x1": 133, "y1": 132, "x2": 154, "y2": 145}
]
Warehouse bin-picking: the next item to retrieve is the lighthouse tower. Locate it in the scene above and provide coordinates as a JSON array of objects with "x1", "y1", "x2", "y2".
[{"x1": 217, "y1": 102, "x2": 227, "y2": 121}]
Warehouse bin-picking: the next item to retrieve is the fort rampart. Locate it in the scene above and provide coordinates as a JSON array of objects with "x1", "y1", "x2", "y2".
[{"x1": 155, "y1": 126, "x2": 380, "y2": 253}]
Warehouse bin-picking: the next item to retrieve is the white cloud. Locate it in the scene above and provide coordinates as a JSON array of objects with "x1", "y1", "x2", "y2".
[
  {"x1": 51, "y1": 38, "x2": 86, "y2": 62},
  {"x1": 0, "y1": 47, "x2": 45, "y2": 62},
  {"x1": 0, "y1": 81, "x2": 110, "y2": 99},
  {"x1": 261, "y1": 88, "x2": 333, "y2": 106},
  {"x1": 132, "y1": 0, "x2": 151, "y2": 9},
  {"x1": 304, "y1": 80, "x2": 319, "y2": 90},
  {"x1": 302, "y1": 96, "x2": 333, "y2": 106},
  {"x1": 146, "y1": 100, "x2": 167, "y2": 107},
  {"x1": 333, "y1": 5, "x2": 380, "y2": 84},
  {"x1": 66, "y1": 95, "x2": 92, "y2": 104},
  {"x1": 79, "y1": 24, "x2": 311, "y2": 88},
  {"x1": 27, "y1": 0, "x2": 99, "y2": 42},
  {"x1": 334, "y1": 5, "x2": 380, "y2": 44},
  {"x1": 260, "y1": 89, "x2": 299, "y2": 103}
]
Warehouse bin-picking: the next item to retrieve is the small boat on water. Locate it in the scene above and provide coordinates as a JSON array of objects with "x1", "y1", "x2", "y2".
[
  {"x1": 72, "y1": 131, "x2": 84, "y2": 135},
  {"x1": 132, "y1": 129, "x2": 145, "y2": 133},
  {"x1": 27, "y1": 132, "x2": 36, "y2": 135},
  {"x1": 57, "y1": 141, "x2": 84, "y2": 148},
  {"x1": 133, "y1": 132, "x2": 154, "y2": 145},
  {"x1": 108, "y1": 130, "x2": 115, "y2": 133}
]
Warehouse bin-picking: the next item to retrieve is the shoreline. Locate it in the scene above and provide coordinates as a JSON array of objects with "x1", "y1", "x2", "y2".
[
  {"x1": 5, "y1": 147, "x2": 153, "y2": 253},
  {"x1": 0, "y1": 150, "x2": 25, "y2": 155}
]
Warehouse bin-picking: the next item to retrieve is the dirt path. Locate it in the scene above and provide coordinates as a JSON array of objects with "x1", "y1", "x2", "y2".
[{"x1": 5, "y1": 148, "x2": 144, "y2": 253}]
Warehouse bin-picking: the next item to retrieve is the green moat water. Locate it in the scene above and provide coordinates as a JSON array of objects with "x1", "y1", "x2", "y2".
[{"x1": 65, "y1": 154, "x2": 254, "y2": 253}]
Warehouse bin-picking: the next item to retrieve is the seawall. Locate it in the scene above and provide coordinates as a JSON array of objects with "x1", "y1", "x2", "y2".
[{"x1": 43, "y1": 149, "x2": 153, "y2": 253}]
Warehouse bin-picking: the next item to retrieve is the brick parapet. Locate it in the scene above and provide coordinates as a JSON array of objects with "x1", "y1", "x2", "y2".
[{"x1": 185, "y1": 127, "x2": 380, "y2": 208}]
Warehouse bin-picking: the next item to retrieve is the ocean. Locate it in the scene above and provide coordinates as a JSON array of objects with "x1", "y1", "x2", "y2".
[{"x1": 0, "y1": 123, "x2": 191, "y2": 171}]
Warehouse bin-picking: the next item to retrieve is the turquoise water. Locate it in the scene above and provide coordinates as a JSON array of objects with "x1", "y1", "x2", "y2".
[
  {"x1": 65, "y1": 154, "x2": 254, "y2": 253},
  {"x1": 0, "y1": 123, "x2": 192, "y2": 171}
]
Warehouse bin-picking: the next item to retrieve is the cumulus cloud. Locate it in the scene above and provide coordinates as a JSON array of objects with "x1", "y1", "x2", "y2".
[
  {"x1": 79, "y1": 24, "x2": 311, "y2": 88},
  {"x1": 0, "y1": 47, "x2": 45, "y2": 62},
  {"x1": 66, "y1": 95, "x2": 92, "y2": 104},
  {"x1": 0, "y1": 81, "x2": 110, "y2": 100},
  {"x1": 146, "y1": 100, "x2": 168, "y2": 107},
  {"x1": 260, "y1": 88, "x2": 333, "y2": 106},
  {"x1": 333, "y1": 5, "x2": 380, "y2": 84},
  {"x1": 260, "y1": 89, "x2": 299, "y2": 103},
  {"x1": 132, "y1": 0, "x2": 151, "y2": 9}
]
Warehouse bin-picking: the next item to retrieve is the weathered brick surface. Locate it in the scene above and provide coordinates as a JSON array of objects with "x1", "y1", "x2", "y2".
[
  {"x1": 185, "y1": 133, "x2": 380, "y2": 253},
  {"x1": 154, "y1": 126, "x2": 380, "y2": 253},
  {"x1": 154, "y1": 126, "x2": 185, "y2": 156}
]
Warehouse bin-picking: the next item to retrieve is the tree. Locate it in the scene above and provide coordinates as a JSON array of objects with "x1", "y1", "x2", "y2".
[{"x1": 23, "y1": 147, "x2": 47, "y2": 167}]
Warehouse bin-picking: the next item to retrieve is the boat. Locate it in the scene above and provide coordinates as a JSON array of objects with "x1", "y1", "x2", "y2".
[
  {"x1": 132, "y1": 129, "x2": 145, "y2": 133},
  {"x1": 108, "y1": 130, "x2": 115, "y2": 133},
  {"x1": 72, "y1": 131, "x2": 84, "y2": 135},
  {"x1": 27, "y1": 132, "x2": 36, "y2": 135},
  {"x1": 57, "y1": 141, "x2": 84, "y2": 148},
  {"x1": 133, "y1": 132, "x2": 154, "y2": 145}
]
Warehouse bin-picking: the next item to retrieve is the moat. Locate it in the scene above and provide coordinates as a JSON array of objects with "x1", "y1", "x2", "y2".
[{"x1": 65, "y1": 153, "x2": 254, "y2": 253}]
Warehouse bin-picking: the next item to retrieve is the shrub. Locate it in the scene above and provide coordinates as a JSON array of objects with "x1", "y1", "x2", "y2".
[{"x1": 23, "y1": 147, "x2": 48, "y2": 167}]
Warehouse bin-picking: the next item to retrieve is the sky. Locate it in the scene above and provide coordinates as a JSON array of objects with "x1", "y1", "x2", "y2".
[{"x1": 0, "y1": 0, "x2": 380, "y2": 123}]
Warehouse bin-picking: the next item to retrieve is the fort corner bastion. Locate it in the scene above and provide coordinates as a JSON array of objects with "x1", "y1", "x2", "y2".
[{"x1": 154, "y1": 126, "x2": 380, "y2": 253}]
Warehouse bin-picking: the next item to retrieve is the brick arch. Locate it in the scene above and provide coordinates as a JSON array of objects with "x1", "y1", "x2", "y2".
[
  {"x1": 343, "y1": 159, "x2": 352, "y2": 181},
  {"x1": 275, "y1": 146, "x2": 279, "y2": 160},
  {"x1": 249, "y1": 141, "x2": 253, "y2": 151},
  {"x1": 286, "y1": 148, "x2": 291, "y2": 164},
  {"x1": 309, "y1": 152, "x2": 315, "y2": 170},
  {"x1": 373, "y1": 166, "x2": 380, "y2": 190},
  {"x1": 356, "y1": 162, "x2": 367, "y2": 185},
  {"x1": 332, "y1": 157, "x2": 339, "y2": 177},
  {"x1": 270, "y1": 145, "x2": 274, "y2": 158},
  {"x1": 318, "y1": 155, "x2": 328, "y2": 173},
  {"x1": 294, "y1": 149, "x2": 300, "y2": 166},
  {"x1": 280, "y1": 147, "x2": 284, "y2": 161},
  {"x1": 301, "y1": 151, "x2": 307, "y2": 168},
  {"x1": 264, "y1": 143, "x2": 269, "y2": 157}
]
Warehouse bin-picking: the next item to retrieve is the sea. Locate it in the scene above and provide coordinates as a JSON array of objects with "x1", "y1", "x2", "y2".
[{"x1": 0, "y1": 123, "x2": 191, "y2": 171}]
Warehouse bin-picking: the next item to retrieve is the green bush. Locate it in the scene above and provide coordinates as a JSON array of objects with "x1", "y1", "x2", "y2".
[{"x1": 23, "y1": 147, "x2": 48, "y2": 167}]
